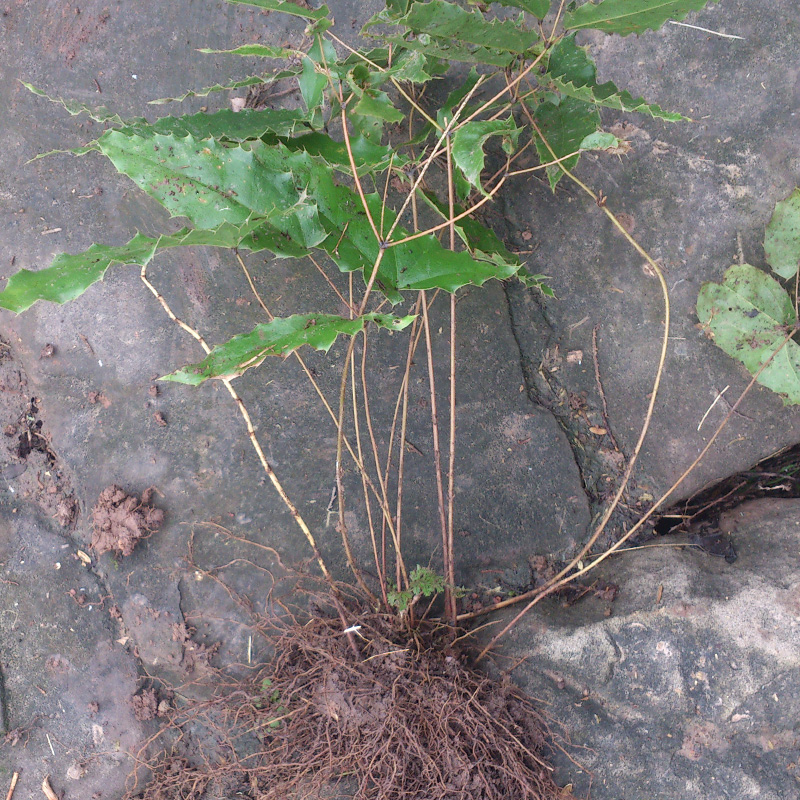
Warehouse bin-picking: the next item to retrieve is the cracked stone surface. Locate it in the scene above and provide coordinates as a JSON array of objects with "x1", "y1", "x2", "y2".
[
  {"x1": 495, "y1": 498, "x2": 800, "y2": 799},
  {"x1": 1, "y1": 1, "x2": 800, "y2": 798}
]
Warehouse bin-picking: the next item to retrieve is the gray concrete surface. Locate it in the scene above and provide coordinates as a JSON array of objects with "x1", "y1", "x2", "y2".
[{"x1": 1, "y1": 0, "x2": 799, "y2": 798}]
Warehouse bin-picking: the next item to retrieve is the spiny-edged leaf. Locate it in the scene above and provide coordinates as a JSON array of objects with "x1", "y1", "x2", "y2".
[
  {"x1": 419, "y1": 189, "x2": 520, "y2": 266},
  {"x1": 198, "y1": 43, "x2": 302, "y2": 58},
  {"x1": 764, "y1": 188, "x2": 800, "y2": 280},
  {"x1": 397, "y1": 0, "x2": 537, "y2": 53},
  {"x1": 149, "y1": 73, "x2": 297, "y2": 105},
  {"x1": 0, "y1": 222, "x2": 270, "y2": 314},
  {"x1": 532, "y1": 96, "x2": 601, "y2": 189},
  {"x1": 225, "y1": 0, "x2": 330, "y2": 22},
  {"x1": 490, "y1": 0, "x2": 550, "y2": 18},
  {"x1": 313, "y1": 185, "x2": 522, "y2": 300},
  {"x1": 543, "y1": 33, "x2": 685, "y2": 121},
  {"x1": 352, "y1": 89, "x2": 404, "y2": 123},
  {"x1": 342, "y1": 48, "x2": 445, "y2": 87},
  {"x1": 384, "y1": 32, "x2": 519, "y2": 67},
  {"x1": 517, "y1": 266, "x2": 554, "y2": 296},
  {"x1": 163, "y1": 313, "x2": 414, "y2": 385},
  {"x1": 95, "y1": 132, "x2": 327, "y2": 247},
  {"x1": 299, "y1": 56, "x2": 328, "y2": 111},
  {"x1": 21, "y1": 81, "x2": 138, "y2": 126},
  {"x1": 280, "y1": 131, "x2": 405, "y2": 174},
  {"x1": 127, "y1": 108, "x2": 312, "y2": 141},
  {"x1": 565, "y1": 0, "x2": 720, "y2": 36},
  {"x1": 451, "y1": 117, "x2": 521, "y2": 192},
  {"x1": 697, "y1": 263, "x2": 800, "y2": 404}
]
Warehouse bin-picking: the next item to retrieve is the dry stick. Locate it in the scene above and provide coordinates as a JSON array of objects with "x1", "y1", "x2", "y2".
[
  {"x1": 383, "y1": 75, "x2": 488, "y2": 245},
  {"x1": 359, "y1": 330, "x2": 409, "y2": 588},
  {"x1": 420, "y1": 289, "x2": 452, "y2": 622},
  {"x1": 474, "y1": 329, "x2": 797, "y2": 659},
  {"x1": 350, "y1": 336, "x2": 385, "y2": 603},
  {"x1": 445, "y1": 135, "x2": 458, "y2": 625},
  {"x1": 326, "y1": 31, "x2": 441, "y2": 131},
  {"x1": 139, "y1": 264, "x2": 334, "y2": 584},
  {"x1": 514, "y1": 117, "x2": 671, "y2": 580},
  {"x1": 234, "y1": 251, "x2": 394, "y2": 531},
  {"x1": 334, "y1": 331, "x2": 380, "y2": 604},
  {"x1": 142, "y1": 264, "x2": 363, "y2": 657},
  {"x1": 5, "y1": 773, "x2": 18, "y2": 800}
]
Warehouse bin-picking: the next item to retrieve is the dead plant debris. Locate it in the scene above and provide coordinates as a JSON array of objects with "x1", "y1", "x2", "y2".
[
  {"x1": 131, "y1": 601, "x2": 570, "y2": 800},
  {"x1": 91, "y1": 485, "x2": 164, "y2": 557}
]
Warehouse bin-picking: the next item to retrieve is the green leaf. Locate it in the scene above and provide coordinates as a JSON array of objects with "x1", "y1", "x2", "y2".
[
  {"x1": 764, "y1": 188, "x2": 800, "y2": 280},
  {"x1": 0, "y1": 222, "x2": 272, "y2": 314},
  {"x1": 532, "y1": 96, "x2": 601, "y2": 189},
  {"x1": 128, "y1": 108, "x2": 312, "y2": 141},
  {"x1": 313, "y1": 187, "x2": 523, "y2": 301},
  {"x1": 565, "y1": 0, "x2": 721, "y2": 36},
  {"x1": 149, "y1": 72, "x2": 298, "y2": 105},
  {"x1": 491, "y1": 0, "x2": 550, "y2": 18},
  {"x1": 198, "y1": 43, "x2": 301, "y2": 58},
  {"x1": 225, "y1": 0, "x2": 331, "y2": 22},
  {"x1": 95, "y1": 133, "x2": 327, "y2": 247},
  {"x1": 543, "y1": 33, "x2": 685, "y2": 121},
  {"x1": 451, "y1": 117, "x2": 521, "y2": 193},
  {"x1": 697, "y1": 263, "x2": 800, "y2": 405},
  {"x1": 419, "y1": 189, "x2": 520, "y2": 266},
  {"x1": 21, "y1": 81, "x2": 136, "y2": 126},
  {"x1": 376, "y1": 0, "x2": 540, "y2": 67},
  {"x1": 398, "y1": 0, "x2": 537, "y2": 53},
  {"x1": 351, "y1": 89, "x2": 404, "y2": 123},
  {"x1": 578, "y1": 131, "x2": 619, "y2": 150},
  {"x1": 299, "y1": 56, "x2": 328, "y2": 111},
  {"x1": 163, "y1": 313, "x2": 415, "y2": 385},
  {"x1": 280, "y1": 131, "x2": 403, "y2": 174}
]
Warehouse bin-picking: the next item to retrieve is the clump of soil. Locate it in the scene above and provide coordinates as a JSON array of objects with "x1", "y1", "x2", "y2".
[
  {"x1": 91, "y1": 485, "x2": 164, "y2": 556},
  {"x1": 132, "y1": 599, "x2": 569, "y2": 800}
]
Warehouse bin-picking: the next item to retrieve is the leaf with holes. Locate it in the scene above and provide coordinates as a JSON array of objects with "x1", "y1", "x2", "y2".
[
  {"x1": 163, "y1": 313, "x2": 415, "y2": 385},
  {"x1": 490, "y1": 0, "x2": 550, "y2": 18},
  {"x1": 565, "y1": 0, "x2": 721, "y2": 36},
  {"x1": 96, "y1": 132, "x2": 327, "y2": 248},
  {"x1": 543, "y1": 34, "x2": 685, "y2": 121},
  {"x1": 764, "y1": 187, "x2": 800, "y2": 280},
  {"x1": 697, "y1": 263, "x2": 800, "y2": 404},
  {"x1": 451, "y1": 117, "x2": 521, "y2": 193},
  {"x1": 149, "y1": 73, "x2": 298, "y2": 105},
  {"x1": 225, "y1": 0, "x2": 331, "y2": 22}
]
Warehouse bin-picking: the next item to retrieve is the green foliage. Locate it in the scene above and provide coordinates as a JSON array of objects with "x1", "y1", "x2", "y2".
[
  {"x1": 542, "y1": 34, "x2": 685, "y2": 122},
  {"x1": 764, "y1": 188, "x2": 800, "y2": 280},
  {"x1": 1, "y1": 0, "x2": 714, "y2": 388},
  {"x1": 565, "y1": 0, "x2": 721, "y2": 36},
  {"x1": 163, "y1": 313, "x2": 415, "y2": 385},
  {"x1": 698, "y1": 190, "x2": 800, "y2": 405},
  {"x1": 387, "y1": 565, "x2": 447, "y2": 611}
]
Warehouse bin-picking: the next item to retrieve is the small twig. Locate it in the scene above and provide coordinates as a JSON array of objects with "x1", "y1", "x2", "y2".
[
  {"x1": 5, "y1": 773, "x2": 18, "y2": 800},
  {"x1": 668, "y1": 20, "x2": 745, "y2": 40},
  {"x1": 41, "y1": 777, "x2": 57, "y2": 800},
  {"x1": 697, "y1": 385, "x2": 729, "y2": 431},
  {"x1": 139, "y1": 263, "x2": 334, "y2": 586}
]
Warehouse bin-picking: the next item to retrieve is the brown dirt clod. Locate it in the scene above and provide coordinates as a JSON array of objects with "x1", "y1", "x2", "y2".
[{"x1": 90, "y1": 485, "x2": 164, "y2": 557}]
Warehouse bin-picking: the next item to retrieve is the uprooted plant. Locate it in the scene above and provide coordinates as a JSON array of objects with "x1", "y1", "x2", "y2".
[{"x1": 3, "y1": 0, "x2": 778, "y2": 797}]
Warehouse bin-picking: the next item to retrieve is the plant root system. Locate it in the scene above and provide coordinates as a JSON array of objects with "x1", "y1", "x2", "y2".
[{"x1": 132, "y1": 600, "x2": 568, "y2": 800}]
